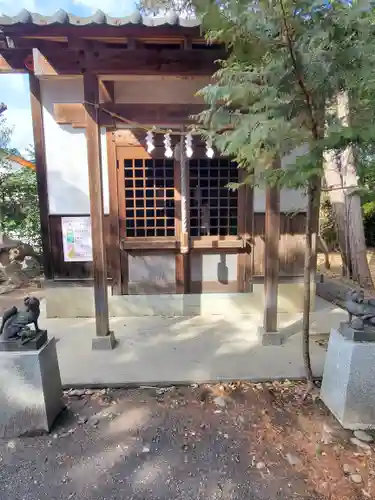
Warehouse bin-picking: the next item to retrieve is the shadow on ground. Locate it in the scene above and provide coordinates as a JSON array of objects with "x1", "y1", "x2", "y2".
[{"x1": 0, "y1": 384, "x2": 371, "y2": 500}]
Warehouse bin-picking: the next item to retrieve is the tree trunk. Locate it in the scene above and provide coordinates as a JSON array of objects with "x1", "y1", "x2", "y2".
[
  {"x1": 323, "y1": 92, "x2": 373, "y2": 288},
  {"x1": 302, "y1": 176, "x2": 321, "y2": 385},
  {"x1": 323, "y1": 150, "x2": 351, "y2": 276},
  {"x1": 337, "y1": 92, "x2": 373, "y2": 288}
]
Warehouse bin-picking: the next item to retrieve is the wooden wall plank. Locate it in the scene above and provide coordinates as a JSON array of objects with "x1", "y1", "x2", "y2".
[
  {"x1": 29, "y1": 73, "x2": 53, "y2": 280},
  {"x1": 83, "y1": 72, "x2": 110, "y2": 337}
]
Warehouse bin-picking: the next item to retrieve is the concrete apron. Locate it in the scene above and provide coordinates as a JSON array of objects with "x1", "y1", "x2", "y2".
[{"x1": 0, "y1": 297, "x2": 345, "y2": 387}]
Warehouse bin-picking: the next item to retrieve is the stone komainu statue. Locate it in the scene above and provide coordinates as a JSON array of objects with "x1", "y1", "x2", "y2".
[
  {"x1": 345, "y1": 289, "x2": 375, "y2": 330},
  {"x1": 0, "y1": 296, "x2": 42, "y2": 343}
]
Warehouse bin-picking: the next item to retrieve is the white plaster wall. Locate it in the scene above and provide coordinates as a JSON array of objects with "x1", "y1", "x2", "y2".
[
  {"x1": 41, "y1": 78, "x2": 109, "y2": 215},
  {"x1": 254, "y1": 145, "x2": 309, "y2": 212}
]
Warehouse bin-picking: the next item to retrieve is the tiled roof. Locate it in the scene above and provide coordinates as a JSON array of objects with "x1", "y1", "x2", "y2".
[{"x1": 0, "y1": 9, "x2": 201, "y2": 28}]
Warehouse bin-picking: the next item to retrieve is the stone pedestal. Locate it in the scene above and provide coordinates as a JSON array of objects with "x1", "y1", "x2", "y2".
[
  {"x1": 0, "y1": 338, "x2": 64, "y2": 437},
  {"x1": 257, "y1": 327, "x2": 284, "y2": 346},
  {"x1": 321, "y1": 327, "x2": 375, "y2": 430}
]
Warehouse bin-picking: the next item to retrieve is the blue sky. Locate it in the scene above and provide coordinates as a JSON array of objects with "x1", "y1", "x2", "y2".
[{"x1": 0, "y1": 0, "x2": 136, "y2": 154}]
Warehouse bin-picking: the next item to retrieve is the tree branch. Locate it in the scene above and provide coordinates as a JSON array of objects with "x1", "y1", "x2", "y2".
[{"x1": 278, "y1": 0, "x2": 319, "y2": 141}]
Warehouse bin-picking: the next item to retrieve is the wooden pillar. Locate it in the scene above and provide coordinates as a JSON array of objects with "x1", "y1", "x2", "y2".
[
  {"x1": 263, "y1": 158, "x2": 281, "y2": 334},
  {"x1": 106, "y1": 130, "x2": 122, "y2": 295},
  {"x1": 29, "y1": 73, "x2": 53, "y2": 279},
  {"x1": 175, "y1": 136, "x2": 190, "y2": 293},
  {"x1": 237, "y1": 169, "x2": 253, "y2": 292},
  {"x1": 83, "y1": 73, "x2": 115, "y2": 349}
]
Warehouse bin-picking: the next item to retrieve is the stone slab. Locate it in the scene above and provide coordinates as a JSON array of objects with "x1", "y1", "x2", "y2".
[
  {"x1": 321, "y1": 328, "x2": 375, "y2": 430},
  {"x1": 0, "y1": 337, "x2": 64, "y2": 437},
  {"x1": 0, "y1": 330, "x2": 48, "y2": 351},
  {"x1": 339, "y1": 322, "x2": 375, "y2": 342}
]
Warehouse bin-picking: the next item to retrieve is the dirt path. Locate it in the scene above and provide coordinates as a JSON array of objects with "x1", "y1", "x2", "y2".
[{"x1": 0, "y1": 383, "x2": 372, "y2": 500}]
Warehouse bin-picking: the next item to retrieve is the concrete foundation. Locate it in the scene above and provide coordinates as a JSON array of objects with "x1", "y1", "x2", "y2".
[
  {"x1": 0, "y1": 338, "x2": 64, "y2": 438},
  {"x1": 321, "y1": 328, "x2": 375, "y2": 430},
  {"x1": 45, "y1": 282, "x2": 316, "y2": 319}
]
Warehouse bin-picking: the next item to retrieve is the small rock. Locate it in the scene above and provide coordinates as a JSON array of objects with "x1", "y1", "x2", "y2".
[
  {"x1": 343, "y1": 463, "x2": 354, "y2": 475},
  {"x1": 99, "y1": 389, "x2": 106, "y2": 395},
  {"x1": 59, "y1": 432, "x2": 71, "y2": 438},
  {"x1": 350, "y1": 474, "x2": 363, "y2": 484},
  {"x1": 213, "y1": 396, "x2": 227, "y2": 408},
  {"x1": 354, "y1": 430, "x2": 373, "y2": 443},
  {"x1": 78, "y1": 416, "x2": 88, "y2": 425},
  {"x1": 213, "y1": 410, "x2": 222, "y2": 414},
  {"x1": 141, "y1": 446, "x2": 150, "y2": 453},
  {"x1": 350, "y1": 438, "x2": 371, "y2": 450},
  {"x1": 69, "y1": 389, "x2": 85, "y2": 398},
  {"x1": 286, "y1": 453, "x2": 302, "y2": 467},
  {"x1": 256, "y1": 462, "x2": 265, "y2": 470},
  {"x1": 7, "y1": 441, "x2": 16, "y2": 449}
]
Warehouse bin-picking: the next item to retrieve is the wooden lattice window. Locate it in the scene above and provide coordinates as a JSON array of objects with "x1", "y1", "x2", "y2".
[
  {"x1": 189, "y1": 158, "x2": 238, "y2": 237},
  {"x1": 124, "y1": 158, "x2": 175, "y2": 237}
]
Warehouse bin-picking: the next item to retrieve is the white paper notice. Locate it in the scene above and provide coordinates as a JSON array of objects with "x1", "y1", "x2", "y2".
[{"x1": 62, "y1": 217, "x2": 93, "y2": 262}]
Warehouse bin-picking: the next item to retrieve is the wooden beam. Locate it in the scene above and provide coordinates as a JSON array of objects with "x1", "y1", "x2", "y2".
[
  {"x1": 54, "y1": 103, "x2": 204, "y2": 127},
  {"x1": 31, "y1": 47, "x2": 224, "y2": 77},
  {"x1": 106, "y1": 131, "x2": 122, "y2": 295},
  {"x1": 0, "y1": 49, "x2": 31, "y2": 73},
  {"x1": 99, "y1": 80, "x2": 114, "y2": 103},
  {"x1": 29, "y1": 73, "x2": 53, "y2": 279},
  {"x1": 83, "y1": 72, "x2": 112, "y2": 342},
  {"x1": 263, "y1": 158, "x2": 281, "y2": 333}
]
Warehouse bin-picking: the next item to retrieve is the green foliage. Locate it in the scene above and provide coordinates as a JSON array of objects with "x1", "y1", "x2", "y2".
[
  {"x1": 320, "y1": 198, "x2": 337, "y2": 250},
  {"x1": 0, "y1": 165, "x2": 41, "y2": 248},
  {"x1": 0, "y1": 118, "x2": 40, "y2": 249},
  {"x1": 190, "y1": 0, "x2": 375, "y2": 189}
]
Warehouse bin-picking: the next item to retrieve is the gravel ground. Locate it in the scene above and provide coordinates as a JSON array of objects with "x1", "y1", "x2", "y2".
[{"x1": 0, "y1": 383, "x2": 373, "y2": 500}]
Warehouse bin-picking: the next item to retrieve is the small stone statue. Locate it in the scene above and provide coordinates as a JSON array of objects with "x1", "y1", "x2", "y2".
[
  {"x1": 344, "y1": 289, "x2": 375, "y2": 330},
  {"x1": 0, "y1": 296, "x2": 44, "y2": 345}
]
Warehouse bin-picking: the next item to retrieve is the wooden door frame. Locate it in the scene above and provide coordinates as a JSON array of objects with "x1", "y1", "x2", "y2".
[{"x1": 111, "y1": 134, "x2": 254, "y2": 296}]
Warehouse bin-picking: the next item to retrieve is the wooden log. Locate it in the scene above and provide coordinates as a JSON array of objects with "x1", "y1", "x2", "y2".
[{"x1": 83, "y1": 72, "x2": 111, "y2": 339}]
